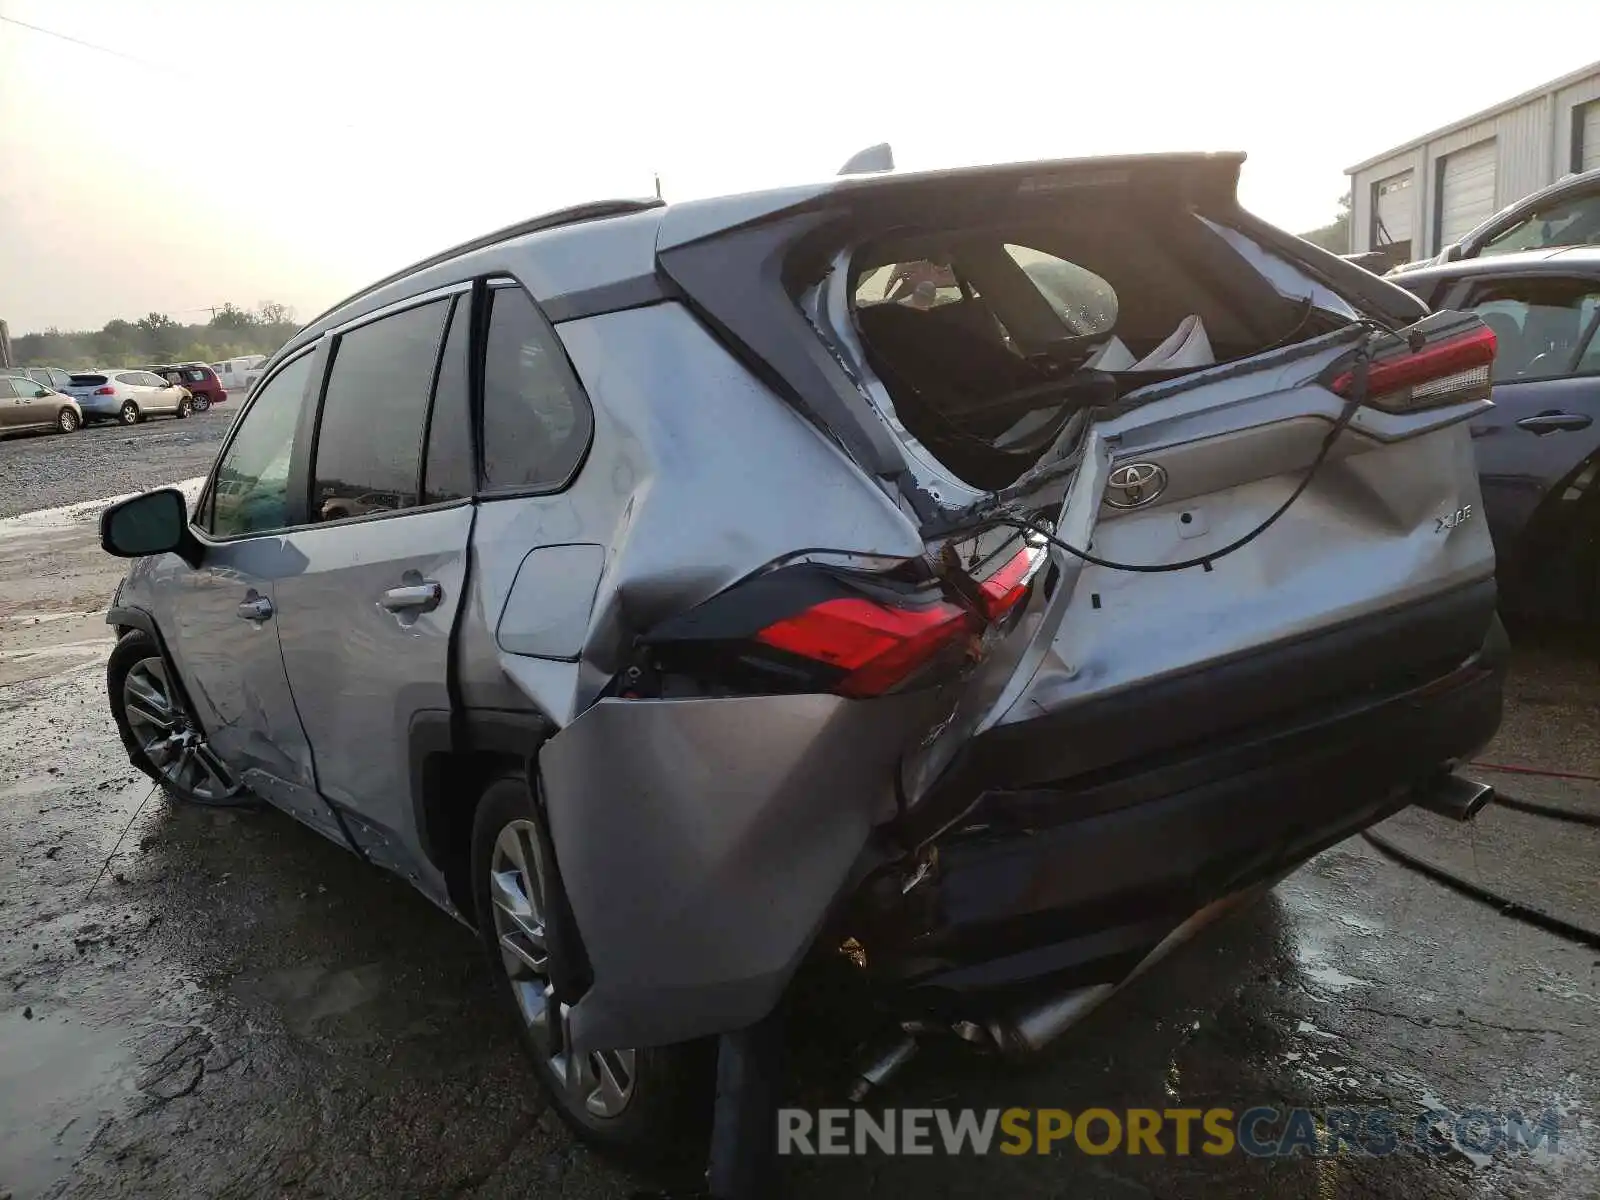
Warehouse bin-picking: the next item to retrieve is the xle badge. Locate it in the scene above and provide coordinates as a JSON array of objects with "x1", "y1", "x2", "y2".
[{"x1": 1436, "y1": 504, "x2": 1474, "y2": 533}]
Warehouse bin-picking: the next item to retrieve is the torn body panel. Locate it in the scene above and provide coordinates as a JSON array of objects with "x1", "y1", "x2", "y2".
[{"x1": 540, "y1": 690, "x2": 942, "y2": 1054}]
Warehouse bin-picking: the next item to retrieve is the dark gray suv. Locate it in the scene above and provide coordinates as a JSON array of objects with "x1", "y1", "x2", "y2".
[{"x1": 98, "y1": 152, "x2": 1506, "y2": 1168}]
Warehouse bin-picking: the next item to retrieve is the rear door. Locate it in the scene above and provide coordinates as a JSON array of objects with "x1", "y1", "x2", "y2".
[
  {"x1": 1442, "y1": 272, "x2": 1600, "y2": 610},
  {"x1": 0, "y1": 377, "x2": 25, "y2": 429},
  {"x1": 272, "y1": 286, "x2": 474, "y2": 873}
]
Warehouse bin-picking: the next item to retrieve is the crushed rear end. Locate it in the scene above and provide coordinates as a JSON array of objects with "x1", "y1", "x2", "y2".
[{"x1": 535, "y1": 153, "x2": 1505, "y2": 1054}]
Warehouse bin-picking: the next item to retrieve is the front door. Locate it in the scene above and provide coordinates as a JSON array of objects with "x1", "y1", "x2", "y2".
[
  {"x1": 271, "y1": 291, "x2": 474, "y2": 876},
  {"x1": 156, "y1": 350, "x2": 330, "y2": 832},
  {"x1": 0, "y1": 377, "x2": 28, "y2": 429}
]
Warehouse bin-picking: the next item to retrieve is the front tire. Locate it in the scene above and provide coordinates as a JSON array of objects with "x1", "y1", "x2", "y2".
[
  {"x1": 120, "y1": 401, "x2": 141, "y2": 425},
  {"x1": 470, "y1": 775, "x2": 713, "y2": 1166},
  {"x1": 176, "y1": 397, "x2": 193, "y2": 419},
  {"x1": 56, "y1": 408, "x2": 80, "y2": 433},
  {"x1": 107, "y1": 630, "x2": 247, "y2": 807}
]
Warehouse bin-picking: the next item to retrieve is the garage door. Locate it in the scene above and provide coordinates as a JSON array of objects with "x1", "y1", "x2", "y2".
[
  {"x1": 1438, "y1": 141, "x2": 1498, "y2": 249},
  {"x1": 1373, "y1": 171, "x2": 1414, "y2": 256},
  {"x1": 1580, "y1": 102, "x2": 1600, "y2": 173}
]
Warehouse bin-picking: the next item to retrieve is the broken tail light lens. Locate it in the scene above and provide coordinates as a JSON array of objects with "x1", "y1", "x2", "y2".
[
  {"x1": 639, "y1": 561, "x2": 1012, "y2": 699},
  {"x1": 1329, "y1": 322, "x2": 1496, "y2": 413}
]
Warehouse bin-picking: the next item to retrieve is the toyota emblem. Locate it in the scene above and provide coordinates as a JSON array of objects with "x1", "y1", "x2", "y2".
[{"x1": 1105, "y1": 462, "x2": 1168, "y2": 509}]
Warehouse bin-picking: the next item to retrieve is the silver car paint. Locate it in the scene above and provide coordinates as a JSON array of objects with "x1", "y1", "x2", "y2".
[
  {"x1": 271, "y1": 505, "x2": 472, "y2": 886},
  {"x1": 540, "y1": 690, "x2": 943, "y2": 1054}
]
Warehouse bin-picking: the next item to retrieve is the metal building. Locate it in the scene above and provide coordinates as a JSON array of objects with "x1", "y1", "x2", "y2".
[{"x1": 1348, "y1": 60, "x2": 1600, "y2": 262}]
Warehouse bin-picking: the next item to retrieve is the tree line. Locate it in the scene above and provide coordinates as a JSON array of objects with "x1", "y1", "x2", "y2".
[{"x1": 11, "y1": 302, "x2": 299, "y2": 370}]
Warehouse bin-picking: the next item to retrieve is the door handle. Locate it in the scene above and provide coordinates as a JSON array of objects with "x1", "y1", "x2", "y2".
[
  {"x1": 236, "y1": 592, "x2": 274, "y2": 621},
  {"x1": 380, "y1": 582, "x2": 443, "y2": 612},
  {"x1": 1516, "y1": 412, "x2": 1592, "y2": 435}
]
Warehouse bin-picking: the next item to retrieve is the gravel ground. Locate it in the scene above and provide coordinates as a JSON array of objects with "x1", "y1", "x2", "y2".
[{"x1": 0, "y1": 409, "x2": 231, "y2": 519}]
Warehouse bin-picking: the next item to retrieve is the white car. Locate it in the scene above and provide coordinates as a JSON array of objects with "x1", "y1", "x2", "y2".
[
  {"x1": 66, "y1": 369, "x2": 195, "y2": 425},
  {"x1": 210, "y1": 355, "x2": 267, "y2": 393}
]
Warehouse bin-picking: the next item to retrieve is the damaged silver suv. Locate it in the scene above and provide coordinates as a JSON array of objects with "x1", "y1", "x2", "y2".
[{"x1": 100, "y1": 152, "x2": 1506, "y2": 1165}]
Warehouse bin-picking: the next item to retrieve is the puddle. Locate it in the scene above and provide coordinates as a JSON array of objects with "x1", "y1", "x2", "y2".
[{"x1": 0, "y1": 1006, "x2": 134, "y2": 1200}]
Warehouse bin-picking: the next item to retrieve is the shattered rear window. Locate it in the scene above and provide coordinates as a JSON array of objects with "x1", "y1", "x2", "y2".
[{"x1": 1004, "y1": 244, "x2": 1118, "y2": 336}]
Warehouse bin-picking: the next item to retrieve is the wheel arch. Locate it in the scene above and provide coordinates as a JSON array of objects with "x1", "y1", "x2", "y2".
[
  {"x1": 408, "y1": 709, "x2": 592, "y2": 1000},
  {"x1": 106, "y1": 605, "x2": 201, "y2": 719}
]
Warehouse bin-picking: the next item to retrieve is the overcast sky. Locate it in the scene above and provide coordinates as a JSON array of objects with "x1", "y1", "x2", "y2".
[{"x1": 1, "y1": 0, "x2": 1595, "y2": 334}]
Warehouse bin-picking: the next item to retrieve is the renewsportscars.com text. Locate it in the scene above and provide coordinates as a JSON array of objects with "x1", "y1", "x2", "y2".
[{"x1": 778, "y1": 1106, "x2": 1565, "y2": 1158}]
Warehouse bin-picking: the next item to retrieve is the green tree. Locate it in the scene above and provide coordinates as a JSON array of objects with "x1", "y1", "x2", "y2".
[
  {"x1": 1299, "y1": 194, "x2": 1352, "y2": 255},
  {"x1": 209, "y1": 302, "x2": 256, "y2": 332}
]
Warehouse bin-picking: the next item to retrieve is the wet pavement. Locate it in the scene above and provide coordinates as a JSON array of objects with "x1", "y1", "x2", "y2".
[{"x1": 2, "y1": 478, "x2": 1598, "y2": 1198}]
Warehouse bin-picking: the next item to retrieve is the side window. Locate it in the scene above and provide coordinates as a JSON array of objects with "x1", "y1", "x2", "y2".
[
  {"x1": 116, "y1": 373, "x2": 142, "y2": 387},
  {"x1": 311, "y1": 299, "x2": 448, "y2": 522},
  {"x1": 421, "y1": 296, "x2": 474, "y2": 504},
  {"x1": 207, "y1": 354, "x2": 315, "y2": 538},
  {"x1": 1478, "y1": 193, "x2": 1600, "y2": 257},
  {"x1": 1575, "y1": 299, "x2": 1600, "y2": 376},
  {"x1": 1464, "y1": 279, "x2": 1600, "y2": 382},
  {"x1": 481, "y1": 285, "x2": 592, "y2": 491},
  {"x1": 1005, "y1": 244, "x2": 1119, "y2": 336}
]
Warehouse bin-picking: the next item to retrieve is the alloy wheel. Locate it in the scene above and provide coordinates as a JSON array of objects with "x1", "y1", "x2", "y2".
[
  {"x1": 57, "y1": 409, "x2": 79, "y2": 433},
  {"x1": 120, "y1": 402, "x2": 139, "y2": 425},
  {"x1": 122, "y1": 656, "x2": 239, "y2": 801},
  {"x1": 489, "y1": 818, "x2": 637, "y2": 1119}
]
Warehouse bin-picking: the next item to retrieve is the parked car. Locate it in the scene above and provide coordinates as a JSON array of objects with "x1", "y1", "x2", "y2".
[
  {"x1": 1389, "y1": 166, "x2": 1600, "y2": 276},
  {"x1": 1391, "y1": 247, "x2": 1600, "y2": 622},
  {"x1": 0, "y1": 373, "x2": 82, "y2": 435},
  {"x1": 97, "y1": 153, "x2": 1505, "y2": 1169},
  {"x1": 3, "y1": 365, "x2": 76, "y2": 393},
  {"x1": 67, "y1": 370, "x2": 195, "y2": 425},
  {"x1": 211, "y1": 355, "x2": 267, "y2": 393},
  {"x1": 152, "y1": 362, "x2": 227, "y2": 410}
]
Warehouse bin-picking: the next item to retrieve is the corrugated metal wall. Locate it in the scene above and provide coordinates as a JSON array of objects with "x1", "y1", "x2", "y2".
[{"x1": 1348, "y1": 67, "x2": 1600, "y2": 258}]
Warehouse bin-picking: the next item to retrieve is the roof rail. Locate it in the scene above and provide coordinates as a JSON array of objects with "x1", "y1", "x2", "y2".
[{"x1": 299, "y1": 197, "x2": 665, "y2": 335}]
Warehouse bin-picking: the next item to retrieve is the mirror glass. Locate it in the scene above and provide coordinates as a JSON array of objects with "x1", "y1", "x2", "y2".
[{"x1": 102, "y1": 489, "x2": 187, "y2": 557}]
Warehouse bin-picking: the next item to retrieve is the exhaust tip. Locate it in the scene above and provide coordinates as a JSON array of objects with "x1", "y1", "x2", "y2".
[{"x1": 1412, "y1": 774, "x2": 1495, "y2": 822}]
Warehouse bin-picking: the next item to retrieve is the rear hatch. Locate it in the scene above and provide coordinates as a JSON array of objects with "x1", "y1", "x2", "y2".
[
  {"x1": 67, "y1": 373, "x2": 110, "y2": 400},
  {"x1": 654, "y1": 153, "x2": 1498, "y2": 817}
]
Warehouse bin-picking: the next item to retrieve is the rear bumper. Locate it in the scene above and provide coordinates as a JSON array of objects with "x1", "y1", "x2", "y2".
[{"x1": 852, "y1": 596, "x2": 1507, "y2": 1000}]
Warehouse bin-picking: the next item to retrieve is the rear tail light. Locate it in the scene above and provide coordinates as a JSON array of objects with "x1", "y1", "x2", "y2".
[
  {"x1": 93, "y1": 386, "x2": 116, "y2": 395},
  {"x1": 1329, "y1": 322, "x2": 1496, "y2": 413},
  {"x1": 636, "y1": 551, "x2": 1037, "y2": 700},
  {"x1": 754, "y1": 596, "x2": 976, "y2": 698}
]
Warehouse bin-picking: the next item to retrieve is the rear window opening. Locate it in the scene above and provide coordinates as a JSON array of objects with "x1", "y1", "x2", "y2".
[
  {"x1": 70, "y1": 374, "x2": 108, "y2": 386},
  {"x1": 838, "y1": 207, "x2": 1352, "y2": 490}
]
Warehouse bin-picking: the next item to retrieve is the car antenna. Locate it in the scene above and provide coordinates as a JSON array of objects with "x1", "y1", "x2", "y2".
[
  {"x1": 654, "y1": 172, "x2": 663, "y2": 201},
  {"x1": 838, "y1": 143, "x2": 894, "y2": 175}
]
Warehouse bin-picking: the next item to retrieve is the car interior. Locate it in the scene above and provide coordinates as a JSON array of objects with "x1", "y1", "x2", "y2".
[{"x1": 847, "y1": 209, "x2": 1336, "y2": 488}]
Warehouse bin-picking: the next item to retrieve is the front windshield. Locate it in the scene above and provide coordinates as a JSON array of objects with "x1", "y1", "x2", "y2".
[{"x1": 1477, "y1": 192, "x2": 1600, "y2": 256}]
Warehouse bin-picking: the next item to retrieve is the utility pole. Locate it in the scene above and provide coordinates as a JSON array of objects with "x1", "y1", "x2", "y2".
[{"x1": 0, "y1": 319, "x2": 12, "y2": 369}]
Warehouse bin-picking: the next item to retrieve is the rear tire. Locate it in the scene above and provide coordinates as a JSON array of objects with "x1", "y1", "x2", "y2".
[
  {"x1": 192, "y1": 394, "x2": 210, "y2": 413},
  {"x1": 107, "y1": 630, "x2": 248, "y2": 807},
  {"x1": 120, "y1": 401, "x2": 141, "y2": 425},
  {"x1": 56, "y1": 408, "x2": 80, "y2": 434},
  {"x1": 470, "y1": 775, "x2": 713, "y2": 1167}
]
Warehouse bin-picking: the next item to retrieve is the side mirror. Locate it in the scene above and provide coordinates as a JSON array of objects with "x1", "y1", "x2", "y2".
[{"x1": 100, "y1": 488, "x2": 201, "y2": 565}]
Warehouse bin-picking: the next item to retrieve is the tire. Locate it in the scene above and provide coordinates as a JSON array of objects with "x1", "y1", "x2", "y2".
[
  {"x1": 470, "y1": 775, "x2": 713, "y2": 1166},
  {"x1": 120, "y1": 401, "x2": 141, "y2": 425},
  {"x1": 56, "y1": 408, "x2": 80, "y2": 434},
  {"x1": 107, "y1": 630, "x2": 249, "y2": 807},
  {"x1": 176, "y1": 397, "x2": 193, "y2": 419},
  {"x1": 192, "y1": 394, "x2": 210, "y2": 412}
]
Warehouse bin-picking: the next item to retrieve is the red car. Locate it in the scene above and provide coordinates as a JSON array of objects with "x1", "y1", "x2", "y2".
[{"x1": 152, "y1": 362, "x2": 227, "y2": 410}]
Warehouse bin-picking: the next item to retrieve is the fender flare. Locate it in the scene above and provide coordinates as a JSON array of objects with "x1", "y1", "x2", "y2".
[{"x1": 106, "y1": 605, "x2": 203, "y2": 722}]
